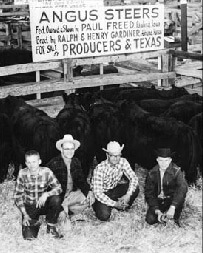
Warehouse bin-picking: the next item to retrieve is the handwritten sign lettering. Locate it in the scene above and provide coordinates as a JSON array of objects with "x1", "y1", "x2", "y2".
[
  {"x1": 29, "y1": 5, "x2": 164, "y2": 61},
  {"x1": 15, "y1": 0, "x2": 103, "y2": 7},
  {"x1": 14, "y1": 0, "x2": 29, "y2": 4}
]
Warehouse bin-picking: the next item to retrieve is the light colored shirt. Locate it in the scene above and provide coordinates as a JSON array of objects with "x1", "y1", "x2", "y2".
[
  {"x1": 64, "y1": 160, "x2": 73, "y2": 198},
  {"x1": 92, "y1": 157, "x2": 139, "y2": 206},
  {"x1": 158, "y1": 168, "x2": 166, "y2": 198}
]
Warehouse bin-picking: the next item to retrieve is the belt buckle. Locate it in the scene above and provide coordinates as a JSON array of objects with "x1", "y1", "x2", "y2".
[{"x1": 158, "y1": 193, "x2": 165, "y2": 199}]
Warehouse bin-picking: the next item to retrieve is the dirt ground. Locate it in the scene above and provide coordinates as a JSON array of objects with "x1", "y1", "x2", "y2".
[{"x1": 0, "y1": 167, "x2": 202, "y2": 253}]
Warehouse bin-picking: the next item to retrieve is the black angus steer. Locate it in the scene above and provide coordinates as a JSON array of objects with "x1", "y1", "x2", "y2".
[
  {"x1": 73, "y1": 64, "x2": 118, "y2": 77},
  {"x1": 0, "y1": 96, "x2": 62, "y2": 166},
  {"x1": 118, "y1": 100, "x2": 200, "y2": 184},
  {"x1": 89, "y1": 99, "x2": 123, "y2": 164},
  {"x1": 189, "y1": 112, "x2": 203, "y2": 172},
  {"x1": 0, "y1": 113, "x2": 16, "y2": 182},
  {"x1": 114, "y1": 85, "x2": 189, "y2": 102},
  {"x1": 139, "y1": 93, "x2": 203, "y2": 116},
  {"x1": 162, "y1": 100, "x2": 202, "y2": 124},
  {"x1": 189, "y1": 112, "x2": 203, "y2": 145},
  {"x1": 56, "y1": 93, "x2": 95, "y2": 178}
]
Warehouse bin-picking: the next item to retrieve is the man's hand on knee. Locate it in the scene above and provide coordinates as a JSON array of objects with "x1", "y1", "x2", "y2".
[
  {"x1": 22, "y1": 213, "x2": 31, "y2": 226},
  {"x1": 166, "y1": 205, "x2": 175, "y2": 219},
  {"x1": 118, "y1": 193, "x2": 131, "y2": 207},
  {"x1": 84, "y1": 191, "x2": 95, "y2": 206},
  {"x1": 58, "y1": 210, "x2": 68, "y2": 223},
  {"x1": 114, "y1": 200, "x2": 127, "y2": 210},
  {"x1": 155, "y1": 209, "x2": 164, "y2": 222},
  {"x1": 36, "y1": 192, "x2": 49, "y2": 208}
]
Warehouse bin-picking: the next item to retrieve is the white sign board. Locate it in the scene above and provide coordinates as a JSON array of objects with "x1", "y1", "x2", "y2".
[
  {"x1": 14, "y1": 0, "x2": 103, "y2": 7},
  {"x1": 29, "y1": 5, "x2": 164, "y2": 62},
  {"x1": 14, "y1": 0, "x2": 29, "y2": 4}
]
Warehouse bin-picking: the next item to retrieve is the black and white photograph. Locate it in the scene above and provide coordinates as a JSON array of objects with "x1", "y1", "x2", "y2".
[{"x1": 0, "y1": 0, "x2": 202, "y2": 252}]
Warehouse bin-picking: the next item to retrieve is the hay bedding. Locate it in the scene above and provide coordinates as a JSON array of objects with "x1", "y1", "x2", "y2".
[{"x1": 0, "y1": 167, "x2": 202, "y2": 253}]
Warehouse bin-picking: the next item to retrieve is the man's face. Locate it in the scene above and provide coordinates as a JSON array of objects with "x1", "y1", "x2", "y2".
[
  {"x1": 107, "y1": 153, "x2": 121, "y2": 166},
  {"x1": 156, "y1": 157, "x2": 172, "y2": 170},
  {"x1": 25, "y1": 155, "x2": 41, "y2": 173},
  {"x1": 62, "y1": 142, "x2": 75, "y2": 159}
]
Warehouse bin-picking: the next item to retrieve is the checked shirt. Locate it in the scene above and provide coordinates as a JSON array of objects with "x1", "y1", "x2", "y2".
[
  {"x1": 14, "y1": 167, "x2": 62, "y2": 213},
  {"x1": 92, "y1": 157, "x2": 139, "y2": 207}
]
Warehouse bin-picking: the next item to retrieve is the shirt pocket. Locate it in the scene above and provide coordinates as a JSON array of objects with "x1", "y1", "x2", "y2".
[{"x1": 38, "y1": 183, "x2": 48, "y2": 192}]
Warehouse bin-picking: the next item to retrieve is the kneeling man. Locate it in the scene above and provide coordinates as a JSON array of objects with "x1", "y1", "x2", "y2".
[
  {"x1": 47, "y1": 135, "x2": 95, "y2": 223},
  {"x1": 145, "y1": 148, "x2": 188, "y2": 226},
  {"x1": 92, "y1": 141, "x2": 139, "y2": 221}
]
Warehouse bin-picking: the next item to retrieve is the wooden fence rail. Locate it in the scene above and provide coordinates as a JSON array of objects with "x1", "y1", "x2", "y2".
[
  {"x1": 0, "y1": 4, "x2": 29, "y2": 17},
  {"x1": 1, "y1": 48, "x2": 202, "y2": 99},
  {"x1": 0, "y1": 49, "x2": 176, "y2": 99}
]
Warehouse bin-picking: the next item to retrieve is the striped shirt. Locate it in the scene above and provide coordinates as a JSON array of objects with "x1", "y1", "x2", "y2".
[
  {"x1": 14, "y1": 167, "x2": 62, "y2": 213},
  {"x1": 92, "y1": 157, "x2": 139, "y2": 206}
]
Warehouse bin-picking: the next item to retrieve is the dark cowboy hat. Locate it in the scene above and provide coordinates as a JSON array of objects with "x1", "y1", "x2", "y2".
[{"x1": 155, "y1": 148, "x2": 175, "y2": 158}]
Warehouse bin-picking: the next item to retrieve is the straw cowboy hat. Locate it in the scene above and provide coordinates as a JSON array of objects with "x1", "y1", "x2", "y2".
[
  {"x1": 155, "y1": 148, "x2": 175, "y2": 158},
  {"x1": 102, "y1": 141, "x2": 124, "y2": 155},
  {"x1": 56, "y1": 134, "x2": 80, "y2": 152}
]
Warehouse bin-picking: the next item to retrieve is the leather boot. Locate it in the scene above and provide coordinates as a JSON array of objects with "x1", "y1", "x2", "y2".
[{"x1": 47, "y1": 224, "x2": 64, "y2": 239}]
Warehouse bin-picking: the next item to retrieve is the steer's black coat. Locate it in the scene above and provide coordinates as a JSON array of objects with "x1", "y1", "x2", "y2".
[
  {"x1": 0, "y1": 113, "x2": 15, "y2": 182},
  {"x1": 0, "y1": 87, "x2": 201, "y2": 184},
  {"x1": 162, "y1": 100, "x2": 202, "y2": 124},
  {"x1": 0, "y1": 96, "x2": 61, "y2": 171},
  {"x1": 118, "y1": 101, "x2": 200, "y2": 184},
  {"x1": 56, "y1": 93, "x2": 94, "y2": 178}
]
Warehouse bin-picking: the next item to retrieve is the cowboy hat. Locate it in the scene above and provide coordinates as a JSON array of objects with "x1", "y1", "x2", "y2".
[
  {"x1": 56, "y1": 135, "x2": 80, "y2": 152},
  {"x1": 102, "y1": 141, "x2": 124, "y2": 155},
  {"x1": 155, "y1": 148, "x2": 175, "y2": 158}
]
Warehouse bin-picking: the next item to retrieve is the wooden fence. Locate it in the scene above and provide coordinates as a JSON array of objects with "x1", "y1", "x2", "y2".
[
  {"x1": 0, "y1": 49, "x2": 176, "y2": 99},
  {"x1": 0, "y1": 0, "x2": 202, "y2": 105}
]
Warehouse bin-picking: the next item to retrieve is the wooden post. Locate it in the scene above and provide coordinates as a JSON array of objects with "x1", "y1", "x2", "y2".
[
  {"x1": 64, "y1": 59, "x2": 75, "y2": 94},
  {"x1": 190, "y1": 13, "x2": 196, "y2": 45},
  {"x1": 16, "y1": 24, "x2": 23, "y2": 49},
  {"x1": 158, "y1": 54, "x2": 171, "y2": 88},
  {"x1": 169, "y1": 52, "x2": 176, "y2": 86},
  {"x1": 5, "y1": 23, "x2": 11, "y2": 46},
  {"x1": 158, "y1": 55, "x2": 162, "y2": 87},
  {"x1": 63, "y1": 59, "x2": 68, "y2": 82},
  {"x1": 181, "y1": 0, "x2": 188, "y2": 51},
  {"x1": 36, "y1": 70, "x2": 41, "y2": 99},
  {"x1": 100, "y1": 63, "x2": 104, "y2": 90}
]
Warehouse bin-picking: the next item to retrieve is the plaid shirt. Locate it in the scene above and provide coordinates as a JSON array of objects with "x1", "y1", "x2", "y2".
[
  {"x1": 92, "y1": 157, "x2": 139, "y2": 206},
  {"x1": 14, "y1": 167, "x2": 62, "y2": 213}
]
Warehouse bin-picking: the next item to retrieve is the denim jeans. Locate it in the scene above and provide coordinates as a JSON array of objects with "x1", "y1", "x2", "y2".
[{"x1": 93, "y1": 183, "x2": 140, "y2": 221}]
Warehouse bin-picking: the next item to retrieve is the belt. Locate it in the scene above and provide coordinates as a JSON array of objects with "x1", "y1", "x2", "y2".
[{"x1": 158, "y1": 195, "x2": 171, "y2": 200}]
